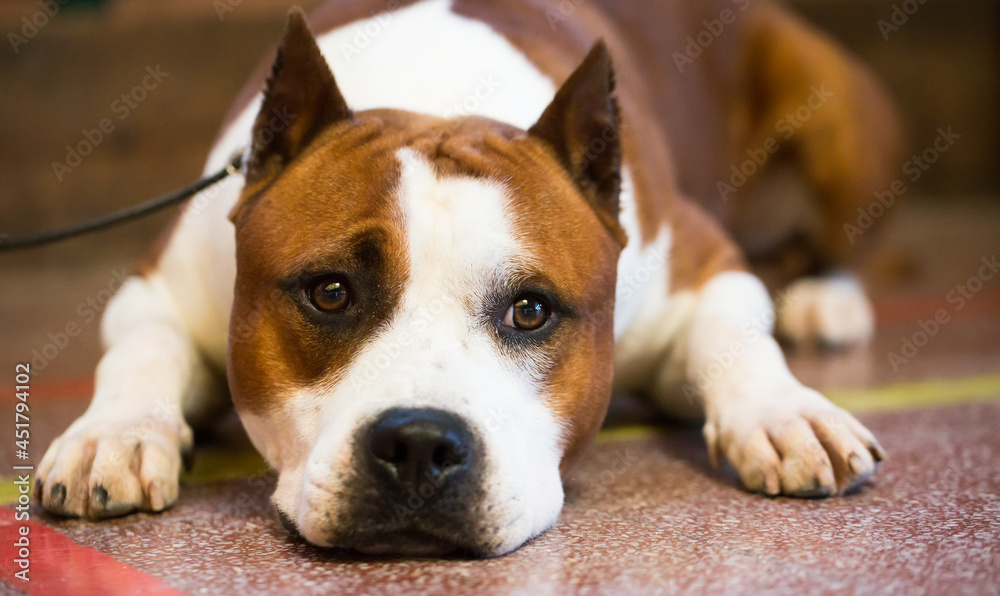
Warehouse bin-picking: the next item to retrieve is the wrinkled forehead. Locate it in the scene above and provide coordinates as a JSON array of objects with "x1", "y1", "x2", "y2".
[{"x1": 235, "y1": 113, "x2": 617, "y2": 296}]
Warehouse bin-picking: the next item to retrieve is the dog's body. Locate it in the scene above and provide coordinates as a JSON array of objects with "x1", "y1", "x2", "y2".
[{"x1": 38, "y1": 0, "x2": 898, "y2": 556}]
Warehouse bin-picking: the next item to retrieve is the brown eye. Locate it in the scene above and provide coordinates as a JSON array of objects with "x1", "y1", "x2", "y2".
[
  {"x1": 309, "y1": 276, "x2": 351, "y2": 312},
  {"x1": 503, "y1": 296, "x2": 550, "y2": 331}
]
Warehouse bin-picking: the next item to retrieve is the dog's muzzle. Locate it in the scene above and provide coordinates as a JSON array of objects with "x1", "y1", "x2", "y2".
[{"x1": 307, "y1": 407, "x2": 488, "y2": 555}]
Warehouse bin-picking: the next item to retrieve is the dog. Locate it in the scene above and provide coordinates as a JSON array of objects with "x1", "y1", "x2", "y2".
[{"x1": 36, "y1": 0, "x2": 900, "y2": 557}]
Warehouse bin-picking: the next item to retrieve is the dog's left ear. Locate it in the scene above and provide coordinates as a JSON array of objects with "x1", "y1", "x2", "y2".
[
  {"x1": 243, "y1": 7, "x2": 351, "y2": 191},
  {"x1": 529, "y1": 40, "x2": 622, "y2": 230}
]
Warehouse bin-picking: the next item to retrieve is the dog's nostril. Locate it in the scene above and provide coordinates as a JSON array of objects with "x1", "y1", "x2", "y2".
[
  {"x1": 367, "y1": 408, "x2": 473, "y2": 487},
  {"x1": 432, "y1": 445, "x2": 450, "y2": 468},
  {"x1": 391, "y1": 443, "x2": 407, "y2": 464},
  {"x1": 372, "y1": 438, "x2": 407, "y2": 465}
]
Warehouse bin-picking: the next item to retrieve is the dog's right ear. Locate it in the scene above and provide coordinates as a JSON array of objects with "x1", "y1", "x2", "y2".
[
  {"x1": 241, "y1": 8, "x2": 351, "y2": 194},
  {"x1": 528, "y1": 40, "x2": 623, "y2": 243}
]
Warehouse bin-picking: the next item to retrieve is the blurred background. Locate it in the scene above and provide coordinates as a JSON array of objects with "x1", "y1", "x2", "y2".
[{"x1": 0, "y1": 0, "x2": 997, "y2": 387}]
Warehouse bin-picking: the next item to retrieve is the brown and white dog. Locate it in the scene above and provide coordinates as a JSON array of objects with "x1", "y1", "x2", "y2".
[{"x1": 37, "y1": 0, "x2": 900, "y2": 556}]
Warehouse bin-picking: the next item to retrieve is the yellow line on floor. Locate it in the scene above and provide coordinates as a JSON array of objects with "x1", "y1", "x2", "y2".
[
  {"x1": 3, "y1": 374, "x2": 999, "y2": 502},
  {"x1": 596, "y1": 373, "x2": 1000, "y2": 444},
  {"x1": 827, "y1": 373, "x2": 1000, "y2": 413},
  {"x1": 181, "y1": 448, "x2": 270, "y2": 485}
]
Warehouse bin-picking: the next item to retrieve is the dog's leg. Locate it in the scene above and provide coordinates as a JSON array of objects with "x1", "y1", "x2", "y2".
[
  {"x1": 719, "y1": 6, "x2": 901, "y2": 350},
  {"x1": 636, "y1": 269, "x2": 885, "y2": 496},
  {"x1": 36, "y1": 272, "x2": 225, "y2": 518}
]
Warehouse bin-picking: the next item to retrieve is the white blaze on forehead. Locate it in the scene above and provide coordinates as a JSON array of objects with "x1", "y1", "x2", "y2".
[{"x1": 396, "y1": 147, "x2": 522, "y2": 289}]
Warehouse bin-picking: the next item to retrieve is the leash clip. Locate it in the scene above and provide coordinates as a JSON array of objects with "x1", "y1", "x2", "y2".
[{"x1": 226, "y1": 147, "x2": 247, "y2": 177}]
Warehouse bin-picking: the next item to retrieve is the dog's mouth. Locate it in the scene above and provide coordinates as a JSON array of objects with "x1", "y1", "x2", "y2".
[{"x1": 280, "y1": 510, "x2": 488, "y2": 557}]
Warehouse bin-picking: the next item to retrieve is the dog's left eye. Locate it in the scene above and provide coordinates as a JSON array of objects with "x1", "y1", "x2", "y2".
[
  {"x1": 308, "y1": 275, "x2": 352, "y2": 312},
  {"x1": 502, "y1": 295, "x2": 550, "y2": 331}
]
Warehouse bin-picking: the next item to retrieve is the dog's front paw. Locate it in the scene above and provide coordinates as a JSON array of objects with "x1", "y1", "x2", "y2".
[
  {"x1": 703, "y1": 387, "x2": 885, "y2": 497},
  {"x1": 776, "y1": 275, "x2": 874, "y2": 348},
  {"x1": 36, "y1": 410, "x2": 193, "y2": 519}
]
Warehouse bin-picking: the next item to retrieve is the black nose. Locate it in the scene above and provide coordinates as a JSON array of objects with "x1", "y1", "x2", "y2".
[{"x1": 367, "y1": 408, "x2": 472, "y2": 488}]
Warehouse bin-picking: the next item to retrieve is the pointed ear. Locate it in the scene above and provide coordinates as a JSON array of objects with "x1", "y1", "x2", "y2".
[
  {"x1": 529, "y1": 40, "x2": 622, "y2": 226},
  {"x1": 245, "y1": 7, "x2": 351, "y2": 187}
]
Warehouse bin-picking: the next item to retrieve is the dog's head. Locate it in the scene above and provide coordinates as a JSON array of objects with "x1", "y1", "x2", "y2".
[{"x1": 227, "y1": 10, "x2": 624, "y2": 557}]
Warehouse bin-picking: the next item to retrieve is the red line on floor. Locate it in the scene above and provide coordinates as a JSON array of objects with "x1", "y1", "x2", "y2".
[
  {"x1": 0, "y1": 377, "x2": 93, "y2": 404},
  {"x1": 0, "y1": 507, "x2": 187, "y2": 596}
]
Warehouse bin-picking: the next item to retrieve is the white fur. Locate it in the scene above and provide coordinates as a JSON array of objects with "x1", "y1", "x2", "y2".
[
  {"x1": 611, "y1": 169, "x2": 670, "y2": 338},
  {"x1": 685, "y1": 272, "x2": 797, "y2": 401},
  {"x1": 610, "y1": 270, "x2": 882, "y2": 496}
]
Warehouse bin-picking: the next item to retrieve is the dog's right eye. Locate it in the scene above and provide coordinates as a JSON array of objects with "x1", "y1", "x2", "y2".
[
  {"x1": 308, "y1": 275, "x2": 352, "y2": 313},
  {"x1": 502, "y1": 295, "x2": 551, "y2": 331}
]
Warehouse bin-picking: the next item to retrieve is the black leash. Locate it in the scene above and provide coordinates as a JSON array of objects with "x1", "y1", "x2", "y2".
[{"x1": 0, "y1": 151, "x2": 244, "y2": 253}]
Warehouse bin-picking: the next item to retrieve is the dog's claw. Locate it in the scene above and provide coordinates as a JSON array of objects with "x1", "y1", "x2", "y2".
[
  {"x1": 50, "y1": 483, "x2": 66, "y2": 507},
  {"x1": 92, "y1": 485, "x2": 109, "y2": 508}
]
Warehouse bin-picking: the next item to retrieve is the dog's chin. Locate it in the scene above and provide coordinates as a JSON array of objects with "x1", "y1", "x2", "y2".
[
  {"x1": 321, "y1": 528, "x2": 514, "y2": 559},
  {"x1": 280, "y1": 506, "x2": 513, "y2": 558},
  {"x1": 344, "y1": 530, "x2": 469, "y2": 557}
]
